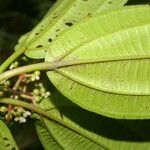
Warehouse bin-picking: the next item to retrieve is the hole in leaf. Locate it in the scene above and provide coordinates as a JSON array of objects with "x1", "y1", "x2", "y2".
[
  {"x1": 65, "y1": 22, "x2": 73, "y2": 26},
  {"x1": 48, "y1": 38, "x2": 52, "y2": 42},
  {"x1": 36, "y1": 45, "x2": 43, "y2": 48},
  {"x1": 87, "y1": 13, "x2": 92, "y2": 17},
  {"x1": 5, "y1": 143, "x2": 10, "y2": 147},
  {"x1": 3, "y1": 137, "x2": 8, "y2": 140},
  {"x1": 56, "y1": 29, "x2": 60, "y2": 32}
]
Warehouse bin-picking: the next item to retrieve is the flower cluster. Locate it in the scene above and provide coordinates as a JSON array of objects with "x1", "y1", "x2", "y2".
[
  {"x1": 32, "y1": 83, "x2": 51, "y2": 104},
  {"x1": 0, "y1": 68, "x2": 51, "y2": 124},
  {"x1": 0, "y1": 106, "x2": 31, "y2": 123}
]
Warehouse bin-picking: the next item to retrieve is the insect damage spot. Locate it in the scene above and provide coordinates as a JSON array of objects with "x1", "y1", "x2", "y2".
[
  {"x1": 36, "y1": 45, "x2": 43, "y2": 48},
  {"x1": 108, "y1": 1, "x2": 112, "y2": 4},
  {"x1": 48, "y1": 38, "x2": 52, "y2": 42},
  {"x1": 87, "y1": 13, "x2": 92, "y2": 17},
  {"x1": 65, "y1": 22, "x2": 73, "y2": 26},
  {"x1": 35, "y1": 33, "x2": 39, "y2": 35},
  {"x1": 5, "y1": 143, "x2": 10, "y2": 147},
  {"x1": 3, "y1": 137, "x2": 8, "y2": 140},
  {"x1": 56, "y1": 29, "x2": 60, "y2": 32},
  {"x1": 11, "y1": 148, "x2": 16, "y2": 150}
]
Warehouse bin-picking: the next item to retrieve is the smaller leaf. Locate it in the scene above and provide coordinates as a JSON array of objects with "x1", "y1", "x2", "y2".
[{"x1": 0, "y1": 120, "x2": 19, "y2": 150}]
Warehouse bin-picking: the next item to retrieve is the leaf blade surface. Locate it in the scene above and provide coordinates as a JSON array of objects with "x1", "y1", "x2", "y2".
[
  {"x1": 15, "y1": 0, "x2": 128, "y2": 59},
  {"x1": 46, "y1": 7, "x2": 150, "y2": 119}
]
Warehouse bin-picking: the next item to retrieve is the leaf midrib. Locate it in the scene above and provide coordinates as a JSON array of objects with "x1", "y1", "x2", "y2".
[{"x1": 51, "y1": 54, "x2": 150, "y2": 96}]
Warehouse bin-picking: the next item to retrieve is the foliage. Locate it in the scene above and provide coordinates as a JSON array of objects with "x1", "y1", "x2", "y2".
[{"x1": 0, "y1": 0, "x2": 150, "y2": 150}]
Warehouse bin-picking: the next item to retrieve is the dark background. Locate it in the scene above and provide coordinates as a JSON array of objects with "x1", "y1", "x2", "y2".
[{"x1": 0, "y1": 0, "x2": 149, "y2": 149}]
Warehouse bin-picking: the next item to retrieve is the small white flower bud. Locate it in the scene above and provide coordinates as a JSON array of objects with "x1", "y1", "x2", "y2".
[
  {"x1": 14, "y1": 95, "x2": 19, "y2": 99},
  {"x1": 35, "y1": 76, "x2": 40, "y2": 80},
  {"x1": 34, "y1": 71, "x2": 40, "y2": 76},
  {"x1": 18, "y1": 117, "x2": 26, "y2": 123},
  {"x1": 33, "y1": 89, "x2": 39, "y2": 95},
  {"x1": 14, "y1": 117, "x2": 19, "y2": 121},
  {"x1": 23, "y1": 111, "x2": 31, "y2": 118}
]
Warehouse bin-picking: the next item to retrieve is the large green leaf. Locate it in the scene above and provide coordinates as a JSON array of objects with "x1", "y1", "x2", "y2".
[
  {"x1": 15, "y1": 0, "x2": 128, "y2": 59},
  {"x1": 46, "y1": 6, "x2": 150, "y2": 119},
  {"x1": 0, "y1": 120, "x2": 19, "y2": 150},
  {"x1": 35, "y1": 89, "x2": 150, "y2": 150}
]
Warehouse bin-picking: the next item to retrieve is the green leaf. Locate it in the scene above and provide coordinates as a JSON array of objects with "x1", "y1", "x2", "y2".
[
  {"x1": 0, "y1": 120, "x2": 19, "y2": 150},
  {"x1": 15, "y1": 0, "x2": 128, "y2": 59},
  {"x1": 36, "y1": 121, "x2": 63, "y2": 150},
  {"x1": 46, "y1": 6, "x2": 150, "y2": 119},
  {"x1": 35, "y1": 89, "x2": 150, "y2": 150}
]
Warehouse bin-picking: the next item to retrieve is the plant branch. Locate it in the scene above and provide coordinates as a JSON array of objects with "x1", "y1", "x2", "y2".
[
  {"x1": 0, "y1": 62, "x2": 59, "y2": 82},
  {"x1": 1, "y1": 53, "x2": 150, "y2": 82}
]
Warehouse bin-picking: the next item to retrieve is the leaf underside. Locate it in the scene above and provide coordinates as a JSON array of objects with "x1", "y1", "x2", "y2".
[
  {"x1": 46, "y1": 7, "x2": 150, "y2": 119},
  {"x1": 15, "y1": 0, "x2": 128, "y2": 59},
  {"x1": 35, "y1": 90, "x2": 150, "y2": 150}
]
